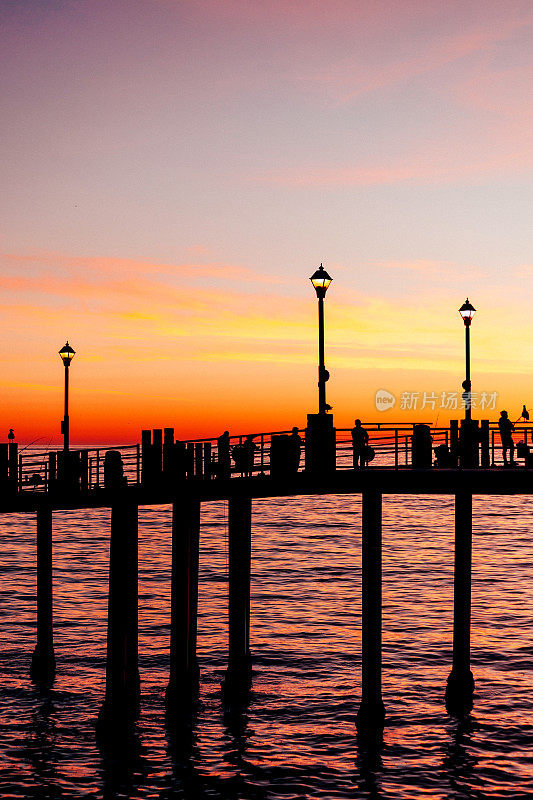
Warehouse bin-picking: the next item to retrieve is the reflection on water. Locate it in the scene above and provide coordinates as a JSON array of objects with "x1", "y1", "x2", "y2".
[{"x1": 0, "y1": 495, "x2": 531, "y2": 799}]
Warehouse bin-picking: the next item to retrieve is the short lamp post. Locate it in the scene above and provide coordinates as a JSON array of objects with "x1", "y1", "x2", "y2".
[
  {"x1": 310, "y1": 264, "x2": 333, "y2": 415},
  {"x1": 459, "y1": 299, "x2": 475, "y2": 422},
  {"x1": 59, "y1": 342, "x2": 75, "y2": 453}
]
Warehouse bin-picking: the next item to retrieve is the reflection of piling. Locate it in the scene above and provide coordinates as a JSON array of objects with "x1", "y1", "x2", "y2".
[
  {"x1": 166, "y1": 498, "x2": 200, "y2": 711},
  {"x1": 223, "y1": 495, "x2": 252, "y2": 699},
  {"x1": 30, "y1": 503, "x2": 55, "y2": 684},
  {"x1": 357, "y1": 488, "x2": 385, "y2": 730},
  {"x1": 446, "y1": 489, "x2": 475, "y2": 714},
  {"x1": 98, "y1": 498, "x2": 139, "y2": 728}
]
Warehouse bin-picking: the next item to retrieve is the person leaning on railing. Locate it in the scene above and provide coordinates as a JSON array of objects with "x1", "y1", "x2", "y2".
[
  {"x1": 498, "y1": 411, "x2": 515, "y2": 466},
  {"x1": 351, "y1": 419, "x2": 369, "y2": 469}
]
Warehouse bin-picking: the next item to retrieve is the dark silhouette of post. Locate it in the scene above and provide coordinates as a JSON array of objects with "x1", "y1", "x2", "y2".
[
  {"x1": 223, "y1": 494, "x2": 252, "y2": 698},
  {"x1": 459, "y1": 300, "x2": 475, "y2": 423},
  {"x1": 357, "y1": 487, "x2": 385, "y2": 730},
  {"x1": 58, "y1": 342, "x2": 75, "y2": 453},
  {"x1": 480, "y1": 419, "x2": 490, "y2": 467},
  {"x1": 30, "y1": 503, "x2": 55, "y2": 684},
  {"x1": 166, "y1": 497, "x2": 200, "y2": 711},
  {"x1": 309, "y1": 264, "x2": 333, "y2": 415},
  {"x1": 446, "y1": 488, "x2": 475, "y2": 714},
  {"x1": 8, "y1": 441, "x2": 18, "y2": 490},
  {"x1": 98, "y1": 498, "x2": 139, "y2": 728}
]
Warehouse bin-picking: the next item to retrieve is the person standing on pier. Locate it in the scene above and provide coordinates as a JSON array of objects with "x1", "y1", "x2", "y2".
[
  {"x1": 290, "y1": 427, "x2": 302, "y2": 472},
  {"x1": 498, "y1": 410, "x2": 515, "y2": 466},
  {"x1": 217, "y1": 430, "x2": 231, "y2": 478},
  {"x1": 244, "y1": 435, "x2": 257, "y2": 477},
  {"x1": 351, "y1": 419, "x2": 369, "y2": 468}
]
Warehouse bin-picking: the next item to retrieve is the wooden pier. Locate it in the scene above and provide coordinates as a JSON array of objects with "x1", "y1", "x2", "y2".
[{"x1": 1, "y1": 420, "x2": 532, "y2": 731}]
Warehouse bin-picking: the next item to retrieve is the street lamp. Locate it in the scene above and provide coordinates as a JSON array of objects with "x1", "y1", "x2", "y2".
[
  {"x1": 459, "y1": 299, "x2": 475, "y2": 421},
  {"x1": 59, "y1": 342, "x2": 75, "y2": 452},
  {"x1": 310, "y1": 264, "x2": 332, "y2": 414}
]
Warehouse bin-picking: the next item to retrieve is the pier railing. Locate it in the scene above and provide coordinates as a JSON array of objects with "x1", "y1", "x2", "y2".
[{"x1": 6, "y1": 421, "x2": 533, "y2": 494}]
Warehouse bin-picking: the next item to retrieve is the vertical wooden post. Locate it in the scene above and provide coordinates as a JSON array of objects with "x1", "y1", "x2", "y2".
[
  {"x1": 163, "y1": 428, "x2": 175, "y2": 476},
  {"x1": 480, "y1": 420, "x2": 490, "y2": 468},
  {"x1": 8, "y1": 442, "x2": 18, "y2": 487},
  {"x1": 450, "y1": 419, "x2": 459, "y2": 465},
  {"x1": 79, "y1": 450, "x2": 89, "y2": 492},
  {"x1": 446, "y1": 488, "x2": 475, "y2": 714},
  {"x1": 223, "y1": 494, "x2": 252, "y2": 698},
  {"x1": 0, "y1": 444, "x2": 8, "y2": 488},
  {"x1": 203, "y1": 442, "x2": 211, "y2": 478},
  {"x1": 185, "y1": 443, "x2": 195, "y2": 478},
  {"x1": 166, "y1": 497, "x2": 201, "y2": 710},
  {"x1": 98, "y1": 498, "x2": 139, "y2": 728},
  {"x1": 141, "y1": 430, "x2": 151, "y2": 485},
  {"x1": 357, "y1": 488, "x2": 385, "y2": 730},
  {"x1": 31, "y1": 503, "x2": 55, "y2": 684},
  {"x1": 194, "y1": 443, "x2": 203, "y2": 478}
]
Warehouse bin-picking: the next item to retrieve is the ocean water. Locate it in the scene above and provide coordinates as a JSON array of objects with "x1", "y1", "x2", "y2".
[{"x1": 0, "y1": 494, "x2": 531, "y2": 799}]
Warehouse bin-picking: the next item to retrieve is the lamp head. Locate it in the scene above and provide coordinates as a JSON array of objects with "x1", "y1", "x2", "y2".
[
  {"x1": 59, "y1": 341, "x2": 75, "y2": 366},
  {"x1": 459, "y1": 298, "x2": 475, "y2": 326},
  {"x1": 310, "y1": 263, "x2": 332, "y2": 298}
]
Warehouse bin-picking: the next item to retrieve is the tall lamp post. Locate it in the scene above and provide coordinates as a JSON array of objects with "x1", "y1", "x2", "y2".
[
  {"x1": 459, "y1": 299, "x2": 475, "y2": 422},
  {"x1": 59, "y1": 342, "x2": 75, "y2": 453},
  {"x1": 310, "y1": 264, "x2": 333, "y2": 414}
]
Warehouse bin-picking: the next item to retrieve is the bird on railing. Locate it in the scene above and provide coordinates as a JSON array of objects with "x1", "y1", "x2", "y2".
[
  {"x1": 515, "y1": 405, "x2": 530, "y2": 423},
  {"x1": 8, "y1": 429, "x2": 14, "y2": 442}
]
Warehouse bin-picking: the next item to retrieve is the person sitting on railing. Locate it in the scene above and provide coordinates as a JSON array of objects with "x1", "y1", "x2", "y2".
[
  {"x1": 351, "y1": 419, "x2": 369, "y2": 468},
  {"x1": 217, "y1": 430, "x2": 231, "y2": 479},
  {"x1": 289, "y1": 427, "x2": 302, "y2": 472},
  {"x1": 498, "y1": 410, "x2": 515, "y2": 466}
]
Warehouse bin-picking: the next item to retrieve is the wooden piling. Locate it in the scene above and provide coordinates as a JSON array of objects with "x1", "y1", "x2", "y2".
[
  {"x1": 357, "y1": 487, "x2": 385, "y2": 730},
  {"x1": 166, "y1": 497, "x2": 201, "y2": 711},
  {"x1": 30, "y1": 503, "x2": 55, "y2": 684},
  {"x1": 98, "y1": 498, "x2": 139, "y2": 728},
  {"x1": 446, "y1": 488, "x2": 475, "y2": 714},
  {"x1": 223, "y1": 494, "x2": 252, "y2": 699}
]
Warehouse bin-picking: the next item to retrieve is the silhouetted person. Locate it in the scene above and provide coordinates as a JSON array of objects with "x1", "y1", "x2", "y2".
[
  {"x1": 8, "y1": 429, "x2": 14, "y2": 442},
  {"x1": 231, "y1": 437, "x2": 255, "y2": 476},
  {"x1": 244, "y1": 435, "x2": 256, "y2": 477},
  {"x1": 289, "y1": 427, "x2": 302, "y2": 472},
  {"x1": 351, "y1": 419, "x2": 369, "y2": 468},
  {"x1": 217, "y1": 430, "x2": 231, "y2": 479},
  {"x1": 498, "y1": 410, "x2": 515, "y2": 466}
]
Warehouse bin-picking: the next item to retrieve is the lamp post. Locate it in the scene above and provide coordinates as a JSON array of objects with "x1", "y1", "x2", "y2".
[
  {"x1": 459, "y1": 300, "x2": 475, "y2": 422},
  {"x1": 59, "y1": 342, "x2": 75, "y2": 453},
  {"x1": 310, "y1": 264, "x2": 333, "y2": 414}
]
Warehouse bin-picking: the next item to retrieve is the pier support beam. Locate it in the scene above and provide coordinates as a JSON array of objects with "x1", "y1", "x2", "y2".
[
  {"x1": 223, "y1": 495, "x2": 252, "y2": 699},
  {"x1": 357, "y1": 488, "x2": 385, "y2": 731},
  {"x1": 98, "y1": 498, "x2": 139, "y2": 729},
  {"x1": 166, "y1": 497, "x2": 201, "y2": 711},
  {"x1": 31, "y1": 504, "x2": 55, "y2": 685},
  {"x1": 446, "y1": 489, "x2": 475, "y2": 714}
]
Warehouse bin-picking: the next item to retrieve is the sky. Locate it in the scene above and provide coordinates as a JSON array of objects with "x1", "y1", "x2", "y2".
[{"x1": 1, "y1": 0, "x2": 532, "y2": 445}]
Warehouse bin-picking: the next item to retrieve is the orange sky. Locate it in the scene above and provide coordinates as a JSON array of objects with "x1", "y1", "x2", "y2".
[{"x1": 2, "y1": 251, "x2": 533, "y2": 445}]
